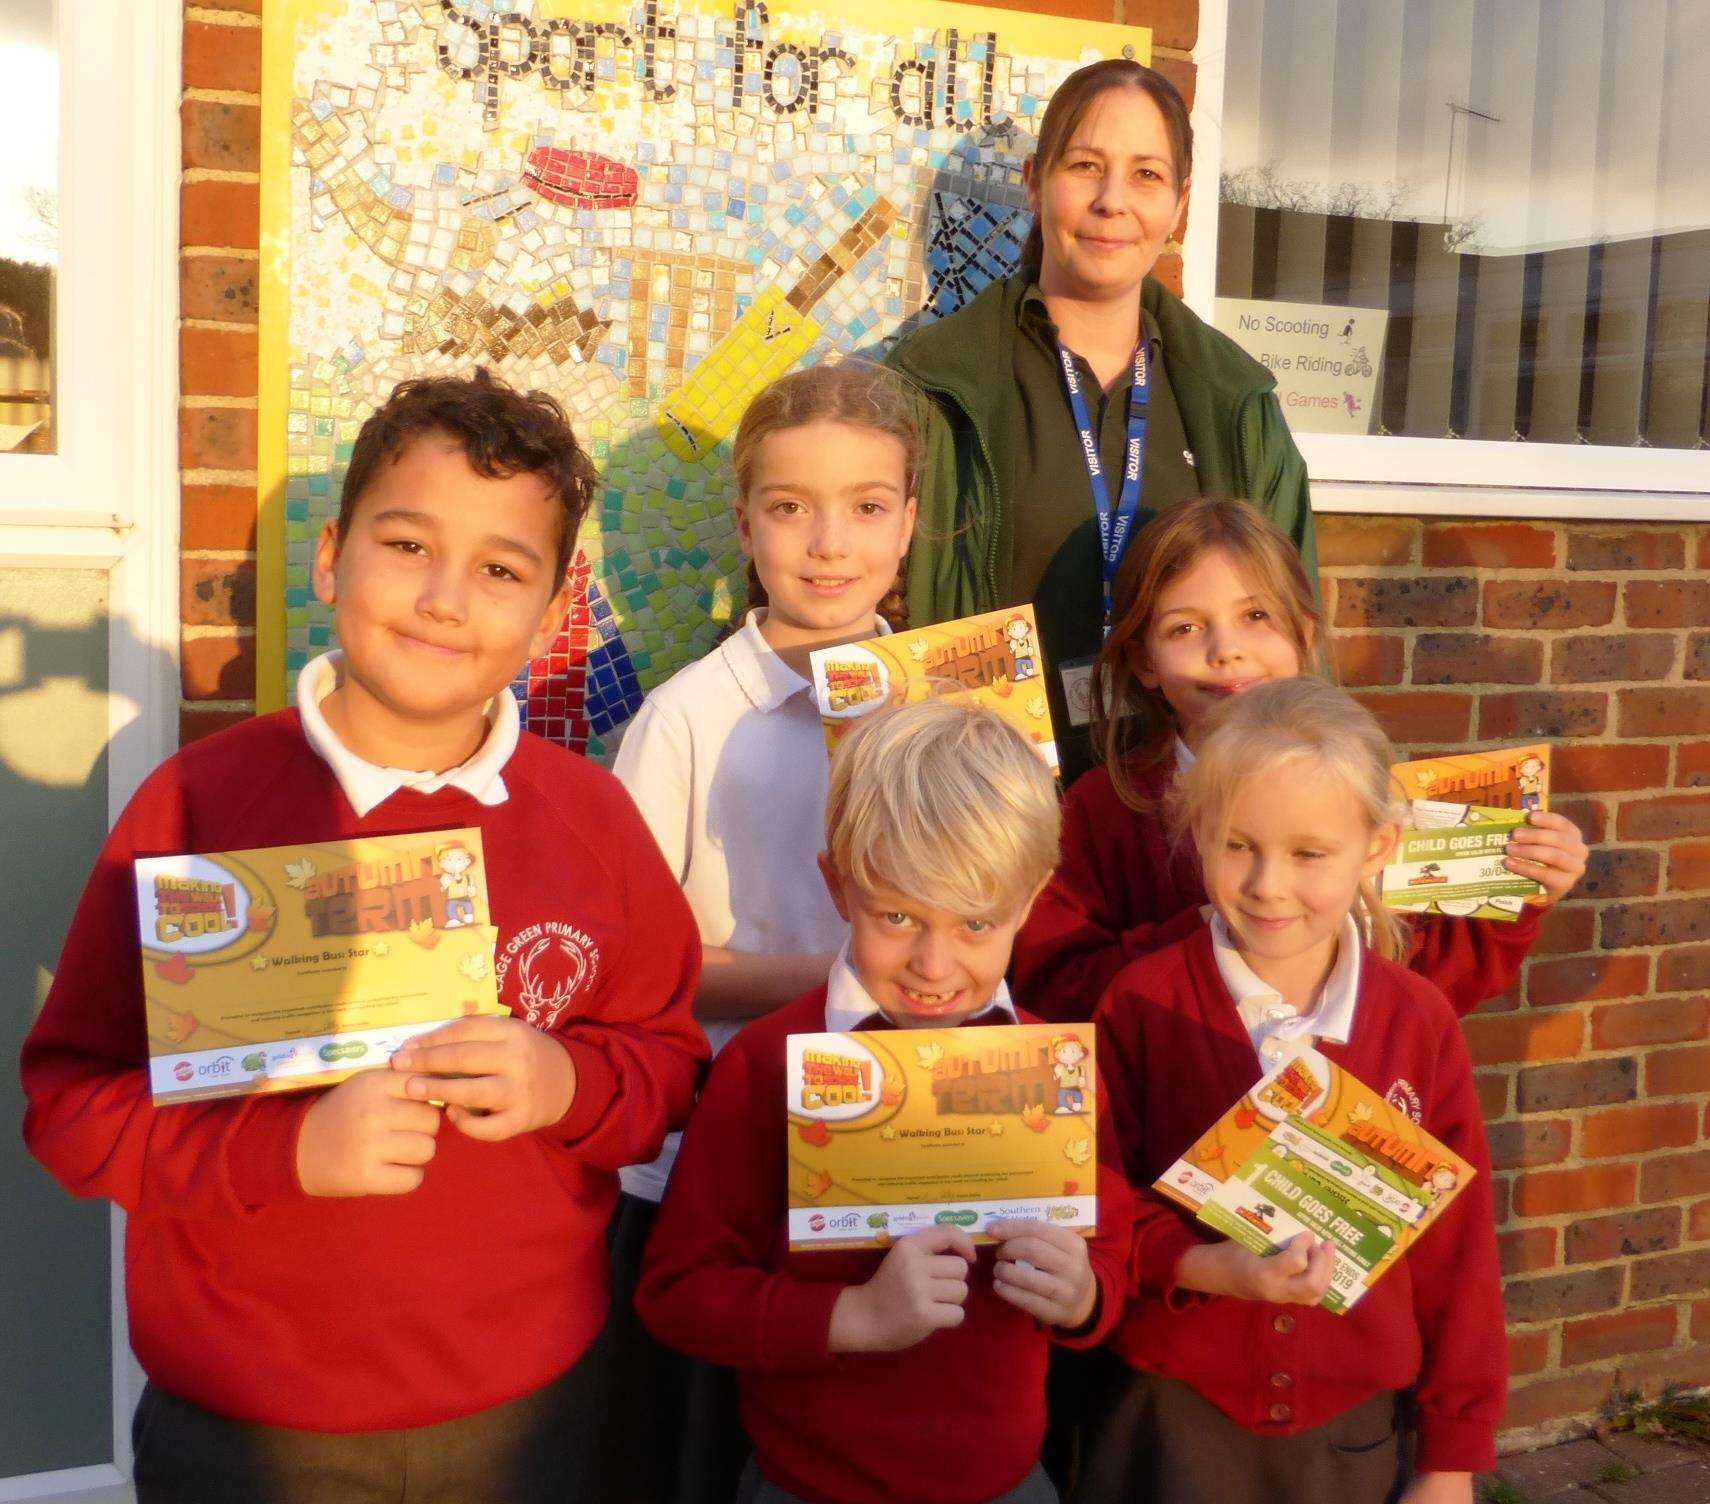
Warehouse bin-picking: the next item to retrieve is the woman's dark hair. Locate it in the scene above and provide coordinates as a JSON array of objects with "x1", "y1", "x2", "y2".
[
  {"x1": 338, "y1": 368, "x2": 596, "y2": 582},
  {"x1": 1019, "y1": 59, "x2": 1194, "y2": 280}
]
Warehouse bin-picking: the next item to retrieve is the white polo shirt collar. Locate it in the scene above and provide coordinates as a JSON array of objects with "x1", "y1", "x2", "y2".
[
  {"x1": 296, "y1": 650, "x2": 518, "y2": 818},
  {"x1": 722, "y1": 609, "x2": 890, "y2": 715},
  {"x1": 823, "y1": 942, "x2": 1019, "y2": 1034},
  {"x1": 1210, "y1": 911, "x2": 1362, "y2": 1069}
]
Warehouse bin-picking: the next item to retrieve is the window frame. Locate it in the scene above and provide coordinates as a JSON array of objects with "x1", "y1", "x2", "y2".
[{"x1": 1187, "y1": 0, "x2": 1710, "y2": 521}]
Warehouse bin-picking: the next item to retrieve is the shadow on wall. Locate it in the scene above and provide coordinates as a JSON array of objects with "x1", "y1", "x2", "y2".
[{"x1": 0, "y1": 580, "x2": 175, "y2": 1476}]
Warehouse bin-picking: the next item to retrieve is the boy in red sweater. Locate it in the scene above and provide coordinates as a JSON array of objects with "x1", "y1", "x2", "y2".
[
  {"x1": 636, "y1": 701, "x2": 1134, "y2": 1504},
  {"x1": 20, "y1": 372, "x2": 706, "y2": 1503}
]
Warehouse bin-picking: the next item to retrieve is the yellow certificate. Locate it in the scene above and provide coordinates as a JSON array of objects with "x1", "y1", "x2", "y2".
[
  {"x1": 785, "y1": 1023, "x2": 1097, "y2": 1251},
  {"x1": 135, "y1": 828, "x2": 505, "y2": 1104}
]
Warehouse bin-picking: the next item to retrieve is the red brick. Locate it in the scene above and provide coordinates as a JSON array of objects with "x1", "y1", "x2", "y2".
[
  {"x1": 181, "y1": 484, "x2": 258, "y2": 552},
  {"x1": 1620, "y1": 687, "x2": 1710, "y2": 738},
  {"x1": 1641, "y1": 1149, "x2": 1710, "y2": 1203},
  {"x1": 1561, "y1": 1307, "x2": 1678, "y2": 1366},
  {"x1": 1512, "y1": 1163, "x2": 1637, "y2": 1217},
  {"x1": 1535, "y1": 900, "x2": 1597, "y2": 954},
  {"x1": 1581, "y1": 1103, "x2": 1699, "y2": 1159},
  {"x1": 184, "y1": 18, "x2": 262, "y2": 94},
  {"x1": 1499, "y1": 1226, "x2": 1559, "y2": 1277},
  {"x1": 1591, "y1": 994, "x2": 1710, "y2": 1049},
  {"x1": 1615, "y1": 1347, "x2": 1710, "y2": 1392},
  {"x1": 1478, "y1": 691, "x2": 1608, "y2": 740},
  {"x1": 180, "y1": 707, "x2": 253, "y2": 744},
  {"x1": 1566, "y1": 529, "x2": 1686, "y2": 571},
  {"x1": 1516, "y1": 1056, "x2": 1637, "y2": 1114},
  {"x1": 1151, "y1": 54, "x2": 1197, "y2": 111},
  {"x1": 1694, "y1": 1299, "x2": 1710, "y2": 1341},
  {"x1": 1629, "y1": 1248, "x2": 1710, "y2": 1302},
  {"x1": 1487, "y1": 1118, "x2": 1572, "y2": 1170},
  {"x1": 180, "y1": 255, "x2": 259, "y2": 324},
  {"x1": 182, "y1": 325, "x2": 258, "y2": 399},
  {"x1": 1502, "y1": 1370, "x2": 1623, "y2": 1432},
  {"x1": 1619, "y1": 794, "x2": 1710, "y2": 841},
  {"x1": 181, "y1": 633, "x2": 256, "y2": 701},
  {"x1": 1669, "y1": 841, "x2": 1710, "y2": 892},
  {"x1": 1335, "y1": 576, "x2": 1477, "y2": 629},
  {"x1": 180, "y1": 178, "x2": 260, "y2": 250},
  {"x1": 1553, "y1": 742, "x2": 1670, "y2": 793},
  {"x1": 1578, "y1": 847, "x2": 1660, "y2": 901},
  {"x1": 1527, "y1": 953, "x2": 1650, "y2": 1007},
  {"x1": 1463, "y1": 1008, "x2": 1585, "y2": 1066},
  {"x1": 1645, "y1": 1044, "x2": 1710, "y2": 1097},
  {"x1": 1492, "y1": 1176, "x2": 1510, "y2": 1227},
  {"x1": 1682, "y1": 742, "x2": 1710, "y2": 788},
  {"x1": 195, "y1": 0, "x2": 262, "y2": 11},
  {"x1": 180, "y1": 557, "x2": 257, "y2": 629},
  {"x1": 1599, "y1": 898, "x2": 1710, "y2": 950},
  {"x1": 1413, "y1": 633, "x2": 1543, "y2": 686},
  {"x1": 1422, "y1": 522, "x2": 1556, "y2": 569},
  {"x1": 1138, "y1": 0, "x2": 1198, "y2": 49},
  {"x1": 1690, "y1": 1200, "x2": 1710, "y2": 1242},
  {"x1": 180, "y1": 406, "x2": 258, "y2": 472},
  {"x1": 1475, "y1": 1071, "x2": 1510, "y2": 1119},
  {"x1": 1484, "y1": 579, "x2": 1616, "y2": 629},
  {"x1": 1502, "y1": 1263, "x2": 1625, "y2": 1322},
  {"x1": 1551, "y1": 633, "x2": 1677, "y2": 684},
  {"x1": 181, "y1": 99, "x2": 260, "y2": 174},
  {"x1": 1700, "y1": 531, "x2": 1710, "y2": 571},
  {"x1": 1659, "y1": 944, "x2": 1710, "y2": 992},
  {"x1": 1352, "y1": 691, "x2": 1473, "y2": 748},
  {"x1": 1507, "y1": 1327, "x2": 1551, "y2": 1377},
  {"x1": 1689, "y1": 632, "x2": 1710, "y2": 682},
  {"x1": 1563, "y1": 1207, "x2": 1682, "y2": 1265},
  {"x1": 1625, "y1": 578, "x2": 1710, "y2": 628},
  {"x1": 1313, "y1": 517, "x2": 1418, "y2": 567},
  {"x1": 1328, "y1": 634, "x2": 1405, "y2": 687}
]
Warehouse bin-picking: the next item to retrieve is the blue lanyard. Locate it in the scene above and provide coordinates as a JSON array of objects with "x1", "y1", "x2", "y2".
[{"x1": 1056, "y1": 337, "x2": 1148, "y2": 632}]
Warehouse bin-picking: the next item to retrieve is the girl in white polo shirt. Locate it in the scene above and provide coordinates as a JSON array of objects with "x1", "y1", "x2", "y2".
[{"x1": 600, "y1": 361, "x2": 919, "y2": 1504}]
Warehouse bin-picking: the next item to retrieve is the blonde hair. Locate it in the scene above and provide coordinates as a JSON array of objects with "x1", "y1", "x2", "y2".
[
  {"x1": 824, "y1": 699, "x2": 1060, "y2": 921},
  {"x1": 1093, "y1": 496, "x2": 1324, "y2": 808},
  {"x1": 1167, "y1": 677, "x2": 1408, "y2": 962},
  {"x1": 730, "y1": 360, "x2": 920, "y2": 632}
]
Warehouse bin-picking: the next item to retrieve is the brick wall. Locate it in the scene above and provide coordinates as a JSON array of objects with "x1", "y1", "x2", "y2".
[{"x1": 172, "y1": 0, "x2": 1707, "y2": 1442}]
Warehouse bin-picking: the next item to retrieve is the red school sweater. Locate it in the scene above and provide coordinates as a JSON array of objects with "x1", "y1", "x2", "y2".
[
  {"x1": 1013, "y1": 753, "x2": 1543, "y2": 1023},
  {"x1": 20, "y1": 710, "x2": 707, "y2": 1432},
  {"x1": 1097, "y1": 924, "x2": 1506, "y2": 1475},
  {"x1": 635, "y1": 988, "x2": 1135, "y2": 1504}
]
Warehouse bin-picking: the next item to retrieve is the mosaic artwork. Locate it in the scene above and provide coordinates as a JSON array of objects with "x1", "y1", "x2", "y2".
[{"x1": 262, "y1": 0, "x2": 1149, "y2": 755}]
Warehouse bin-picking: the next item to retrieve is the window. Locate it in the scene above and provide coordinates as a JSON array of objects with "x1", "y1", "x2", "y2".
[
  {"x1": 1194, "y1": 0, "x2": 1710, "y2": 516},
  {"x1": 0, "y1": 0, "x2": 55, "y2": 455}
]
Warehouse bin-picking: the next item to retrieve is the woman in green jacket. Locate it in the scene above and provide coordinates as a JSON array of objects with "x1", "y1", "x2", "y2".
[{"x1": 886, "y1": 59, "x2": 1315, "y2": 780}]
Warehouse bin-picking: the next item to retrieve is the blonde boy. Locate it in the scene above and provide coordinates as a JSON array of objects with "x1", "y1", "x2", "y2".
[{"x1": 637, "y1": 701, "x2": 1133, "y2": 1504}]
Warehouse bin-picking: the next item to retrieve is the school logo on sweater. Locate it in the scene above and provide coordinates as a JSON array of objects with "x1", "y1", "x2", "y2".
[
  {"x1": 496, "y1": 921, "x2": 601, "y2": 1030},
  {"x1": 1385, "y1": 1079, "x2": 1423, "y2": 1124}
]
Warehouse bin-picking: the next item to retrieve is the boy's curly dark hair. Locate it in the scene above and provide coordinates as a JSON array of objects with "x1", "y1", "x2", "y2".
[{"x1": 338, "y1": 368, "x2": 596, "y2": 582}]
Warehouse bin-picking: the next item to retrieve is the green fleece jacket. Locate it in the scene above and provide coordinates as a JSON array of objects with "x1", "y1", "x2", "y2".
[{"x1": 885, "y1": 274, "x2": 1318, "y2": 626}]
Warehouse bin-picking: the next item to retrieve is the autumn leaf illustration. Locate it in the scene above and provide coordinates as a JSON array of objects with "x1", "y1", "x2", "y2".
[
  {"x1": 282, "y1": 857, "x2": 316, "y2": 890},
  {"x1": 246, "y1": 903, "x2": 275, "y2": 933},
  {"x1": 407, "y1": 917, "x2": 440, "y2": 950},
  {"x1": 798, "y1": 1119, "x2": 831, "y2": 1148},
  {"x1": 989, "y1": 675, "x2": 1013, "y2": 698},
  {"x1": 914, "y1": 1041, "x2": 944, "y2": 1071},
  {"x1": 805, "y1": 1168, "x2": 833, "y2": 1198},
  {"x1": 458, "y1": 950, "x2": 489, "y2": 983},
  {"x1": 1062, "y1": 1180, "x2": 1080, "y2": 1196},
  {"x1": 1026, "y1": 694, "x2": 1047, "y2": 720},
  {"x1": 1020, "y1": 1102, "x2": 1049, "y2": 1134},
  {"x1": 162, "y1": 1007, "x2": 197, "y2": 1043},
  {"x1": 154, "y1": 952, "x2": 194, "y2": 985},
  {"x1": 907, "y1": 638, "x2": 928, "y2": 662},
  {"x1": 1233, "y1": 1104, "x2": 1259, "y2": 1130},
  {"x1": 1063, "y1": 1136, "x2": 1092, "y2": 1167},
  {"x1": 879, "y1": 1076, "x2": 904, "y2": 1106}
]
